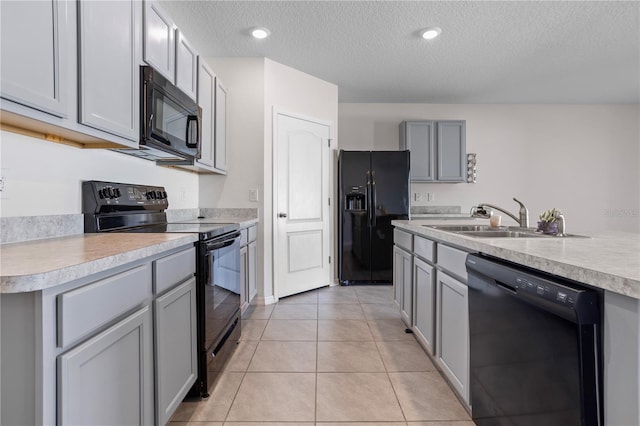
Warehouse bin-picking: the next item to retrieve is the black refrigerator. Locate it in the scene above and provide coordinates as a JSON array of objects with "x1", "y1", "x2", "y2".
[{"x1": 338, "y1": 150, "x2": 410, "y2": 284}]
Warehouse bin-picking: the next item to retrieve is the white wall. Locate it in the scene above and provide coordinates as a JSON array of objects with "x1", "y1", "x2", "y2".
[
  {"x1": 339, "y1": 104, "x2": 640, "y2": 233},
  {"x1": 0, "y1": 131, "x2": 199, "y2": 217}
]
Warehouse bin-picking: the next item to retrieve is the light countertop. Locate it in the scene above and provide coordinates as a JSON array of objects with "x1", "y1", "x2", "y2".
[
  {"x1": 0, "y1": 233, "x2": 199, "y2": 294},
  {"x1": 393, "y1": 219, "x2": 640, "y2": 300}
]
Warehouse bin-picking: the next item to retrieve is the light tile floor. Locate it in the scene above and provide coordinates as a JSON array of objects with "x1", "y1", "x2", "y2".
[{"x1": 170, "y1": 285, "x2": 475, "y2": 426}]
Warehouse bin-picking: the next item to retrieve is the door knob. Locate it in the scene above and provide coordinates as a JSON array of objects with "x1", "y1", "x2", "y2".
[{"x1": 278, "y1": 213, "x2": 287, "y2": 218}]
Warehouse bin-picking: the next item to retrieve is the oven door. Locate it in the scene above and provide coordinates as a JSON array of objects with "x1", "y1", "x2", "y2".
[{"x1": 202, "y1": 232, "x2": 241, "y2": 352}]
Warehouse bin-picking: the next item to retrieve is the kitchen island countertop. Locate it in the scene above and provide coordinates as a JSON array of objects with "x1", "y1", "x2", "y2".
[{"x1": 393, "y1": 219, "x2": 640, "y2": 300}]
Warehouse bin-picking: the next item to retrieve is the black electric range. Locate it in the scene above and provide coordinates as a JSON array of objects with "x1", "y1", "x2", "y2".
[{"x1": 82, "y1": 180, "x2": 241, "y2": 399}]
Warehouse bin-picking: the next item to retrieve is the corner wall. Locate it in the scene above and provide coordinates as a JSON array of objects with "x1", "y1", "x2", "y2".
[{"x1": 339, "y1": 103, "x2": 640, "y2": 233}]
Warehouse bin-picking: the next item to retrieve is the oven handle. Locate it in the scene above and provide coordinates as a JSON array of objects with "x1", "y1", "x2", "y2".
[{"x1": 204, "y1": 232, "x2": 241, "y2": 251}]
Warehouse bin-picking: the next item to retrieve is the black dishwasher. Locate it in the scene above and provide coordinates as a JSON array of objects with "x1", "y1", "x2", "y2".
[{"x1": 466, "y1": 254, "x2": 603, "y2": 426}]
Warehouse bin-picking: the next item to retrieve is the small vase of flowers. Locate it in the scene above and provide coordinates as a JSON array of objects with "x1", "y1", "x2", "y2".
[{"x1": 537, "y1": 208, "x2": 560, "y2": 235}]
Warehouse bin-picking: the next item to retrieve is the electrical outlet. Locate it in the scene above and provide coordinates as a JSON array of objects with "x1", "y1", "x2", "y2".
[
  {"x1": 427, "y1": 192, "x2": 434, "y2": 202},
  {"x1": 249, "y1": 188, "x2": 259, "y2": 202},
  {"x1": 413, "y1": 192, "x2": 421, "y2": 202},
  {"x1": 0, "y1": 176, "x2": 5, "y2": 192}
]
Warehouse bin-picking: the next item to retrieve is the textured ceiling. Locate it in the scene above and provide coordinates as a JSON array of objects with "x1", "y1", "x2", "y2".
[{"x1": 161, "y1": 1, "x2": 640, "y2": 103}]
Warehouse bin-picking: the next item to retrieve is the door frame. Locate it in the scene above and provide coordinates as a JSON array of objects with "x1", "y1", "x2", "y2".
[{"x1": 272, "y1": 108, "x2": 335, "y2": 301}]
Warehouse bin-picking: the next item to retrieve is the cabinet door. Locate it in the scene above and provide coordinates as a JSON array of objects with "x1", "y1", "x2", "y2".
[
  {"x1": 436, "y1": 121, "x2": 466, "y2": 181},
  {"x1": 143, "y1": 0, "x2": 175, "y2": 81},
  {"x1": 393, "y1": 245, "x2": 413, "y2": 326},
  {"x1": 175, "y1": 29, "x2": 198, "y2": 101},
  {"x1": 78, "y1": 0, "x2": 140, "y2": 140},
  {"x1": 400, "y1": 248, "x2": 413, "y2": 327},
  {"x1": 413, "y1": 257, "x2": 435, "y2": 355},
  {"x1": 0, "y1": 0, "x2": 70, "y2": 117},
  {"x1": 197, "y1": 59, "x2": 216, "y2": 169},
  {"x1": 393, "y1": 246, "x2": 404, "y2": 310},
  {"x1": 248, "y1": 240, "x2": 258, "y2": 302},
  {"x1": 214, "y1": 78, "x2": 228, "y2": 172},
  {"x1": 58, "y1": 306, "x2": 153, "y2": 426},
  {"x1": 155, "y1": 278, "x2": 197, "y2": 425},
  {"x1": 401, "y1": 121, "x2": 435, "y2": 181},
  {"x1": 240, "y1": 245, "x2": 249, "y2": 313},
  {"x1": 436, "y1": 271, "x2": 469, "y2": 404}
]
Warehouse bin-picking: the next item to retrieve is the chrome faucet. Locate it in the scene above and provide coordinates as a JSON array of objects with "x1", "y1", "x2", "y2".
[{"x1": 471, "y1": 197, "x2": 530, "y2": 228}]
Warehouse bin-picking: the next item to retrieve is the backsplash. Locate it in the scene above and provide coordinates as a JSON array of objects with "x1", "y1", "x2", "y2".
[
  {"x1": 1, "y1": 208, "x2": 259, "y2": 244},
  {"x1": 410, "y1": 205, "x2": 462, "y2": 215},
  {"x1": 1, "y1": 214, "x2": 84, "y2": 244}
]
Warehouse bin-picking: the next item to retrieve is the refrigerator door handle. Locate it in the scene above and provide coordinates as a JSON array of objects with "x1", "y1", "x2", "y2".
[
  {"x1": 366, "y1": 170, "x2": 372, "y2": 226},
  {"x1": 371, "y1": 170, "x2": 377, "y2": 227}
]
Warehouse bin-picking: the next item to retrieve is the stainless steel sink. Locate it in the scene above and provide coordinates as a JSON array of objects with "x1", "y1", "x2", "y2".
[
  {"x1": 425, "y1": 225, "x2": 589, "y2": 239},
  {"x1": 458, "y1": 230, "x2": 549, "y2": 238},
  {"x1": 424, "y1": 225, "x2": 493, "y2": 232}
]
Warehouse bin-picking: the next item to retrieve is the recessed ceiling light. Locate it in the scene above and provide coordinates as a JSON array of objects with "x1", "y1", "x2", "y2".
[
  {"x1": 251, "y1": 27, "x2": 270, "y2": 39},
  {"x1": 421, "y1": 27, "x2": 442, "y2": 40}
]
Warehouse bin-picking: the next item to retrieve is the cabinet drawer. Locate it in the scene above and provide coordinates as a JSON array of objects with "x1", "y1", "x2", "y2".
[
  {"x1": 437, "y1": 244, "x2": 469, "y2": 282},
  {"x1": 394, "y1": 229, "x2": 413, "y2": 252},
  {"x1": 248, "y1": 225, "x2": 257, "y2": 243},
  {"x1": 57, "y1": 264, "x2": 152, "y2": 347},
  {"x1": 414, "y1": 235, "x2": 435, "y2": 263},
  {"x1": 154, "y1": 247, "x2": 196, "y2": 295}
]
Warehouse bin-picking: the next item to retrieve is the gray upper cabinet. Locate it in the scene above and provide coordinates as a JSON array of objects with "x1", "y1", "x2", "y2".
[
  {"x1": 436, "y1": 121, "x2": 466, "y2": 181},
  {"x1": 143, "y1": 0, "x2": 175, "y2": 81},
  {"x1": 175, "y1": 30, "x2": 198, "y2": 101},
  {"x1": 400, "y1": 121, "x2": 434, "y2": 180},
  {"x1": 400, "y1": 120, "x2": 466, "y2": 182},
  {"x1": 215, "y1": 78, "x2": 229, "y2": 172},
  {"x1": 196, "y1": 59, "x2": 216, "y2": 170},
  {"x1": 0, "y1": 0, "x2": 71, "y2": 118},
  {"x1": 78, "y1": 0, "x2": 141, "y2": 140}
]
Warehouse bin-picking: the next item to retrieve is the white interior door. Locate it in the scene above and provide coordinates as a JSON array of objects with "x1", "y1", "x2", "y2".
[{"x1": 275, "y1": 113, "x2": 331, "y2": 298}]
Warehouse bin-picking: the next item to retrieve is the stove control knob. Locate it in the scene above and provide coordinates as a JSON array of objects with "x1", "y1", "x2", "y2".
[
  {"x1": 98, "y1": 189, "x2": 106, "y2": 199},
  {"x1": 156, "y1": 190, "x2": 164, "y2": 200},
  {"x1": 146, "y1": 191, "x2": 154, "y2": 200},
  {"x1": 162, "y1": 191, "x2": 167, "y2": 199},
  {"x1": 115, "y1": 188, "x2": 122, "y2": 198},
  {"x1": 107, "y1": 188, "x2": 115, "y2": 198}
]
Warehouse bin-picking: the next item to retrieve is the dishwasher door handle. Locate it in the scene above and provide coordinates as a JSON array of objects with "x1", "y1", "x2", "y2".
[{"x1": 496, "y1": 282, "x2": 517, "y2": 295}]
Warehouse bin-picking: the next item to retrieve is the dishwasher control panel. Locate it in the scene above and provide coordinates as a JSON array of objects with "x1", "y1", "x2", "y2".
[{"x1": 515, "y1": 275, "x2": 581, "y2": 306}]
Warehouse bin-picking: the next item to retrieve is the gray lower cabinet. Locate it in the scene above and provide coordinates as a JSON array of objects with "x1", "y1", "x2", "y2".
[
  {"x1": 58, "y1": 306, "x2": 154, "y2": 425},
  {"x1": 240, "y1": 244, "x2": 249, "y2": 312},
  {"x1": 240, "y1": 225, "x2": 258, "y2": 312},
  {"x1": 393, "y1": 245, "x2": 413, "y2": 327},
  {"x1": 0, "y1": 0, "x2": 71, "y2": 117},
  {"x1": 399, "y1": 120, "x2": 466, "y2": 182},
  {"x1": 1, "y1": 244, "x2": 195, "y2": 425},
  {"x1": 248, "y1": 240, "x2": 258, "y2": 301},
  {"x1": 155, "y1": 277, "x2": 197, "y2": 425},
  {"x1": 436, "y1": 270, "x2": 469, "y2": 404},
  {"x1": 413, "y1": 257, "x2": 436, "y2": 355}
]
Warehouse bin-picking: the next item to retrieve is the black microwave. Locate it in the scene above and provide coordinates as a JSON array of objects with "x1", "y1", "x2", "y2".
[{"x1": 140, "y1": 66, "x2": 201, "y2": 162}]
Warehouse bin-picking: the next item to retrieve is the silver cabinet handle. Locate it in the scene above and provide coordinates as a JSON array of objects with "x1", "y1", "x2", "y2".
[{"x1": 278, "y1": 213, "x2": 287, "y2": 218}]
